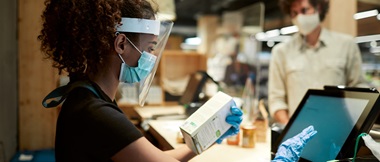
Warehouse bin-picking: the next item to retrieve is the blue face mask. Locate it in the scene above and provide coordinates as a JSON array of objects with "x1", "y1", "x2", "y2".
[{"x1": 118, "y1": 39, "x2": 157, "y2": 83}]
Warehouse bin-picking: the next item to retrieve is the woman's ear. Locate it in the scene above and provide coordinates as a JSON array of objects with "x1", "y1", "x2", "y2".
[{"x1": 114, "y1": 33, "x2": 127, "y2": 54}]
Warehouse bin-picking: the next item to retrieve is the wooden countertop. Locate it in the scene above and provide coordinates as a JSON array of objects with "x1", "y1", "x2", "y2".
[
  {"x1": 134, "y1": 105, "x2": 271, "y2": 161},
  {"x1": 147, "y1": 120, "x2": 271, "y2": 162}
]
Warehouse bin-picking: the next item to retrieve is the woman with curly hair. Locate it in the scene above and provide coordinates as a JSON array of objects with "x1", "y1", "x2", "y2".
[{"x1": 38, "y1": 0, "x2": 243, "y2": 161}]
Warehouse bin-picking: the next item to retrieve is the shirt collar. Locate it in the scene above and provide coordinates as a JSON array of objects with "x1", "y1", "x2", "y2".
[{"x1": 297, "y1": 28, "x2": 329, "y2": 52}]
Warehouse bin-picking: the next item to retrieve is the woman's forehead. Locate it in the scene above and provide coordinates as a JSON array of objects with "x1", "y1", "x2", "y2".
[
  {"x1": 139, "y1": 34, "x2": 157, "y2": 42},
  {"x1": 127, "y1": 34, "x2": 156, "y2": 48}
]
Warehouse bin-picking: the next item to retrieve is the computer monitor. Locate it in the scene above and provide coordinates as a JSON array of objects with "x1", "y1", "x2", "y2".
[
  {"x1": 272, "y1": 88, "x2": 380, "y2": 162},
  {"x1": 324, "y1": 85, "x2": 380, "y2": 126},
  {"x1": 179, "y1": 72, "x2": 207, "y2": 105},
  {"x1": 179, "y1": 71, "x2": 218, "y2": 105}
]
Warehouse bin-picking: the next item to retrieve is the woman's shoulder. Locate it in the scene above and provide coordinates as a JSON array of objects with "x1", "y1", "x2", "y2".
[{"x1": 62, "y1": 86, "x2": 122, "y2": 116}]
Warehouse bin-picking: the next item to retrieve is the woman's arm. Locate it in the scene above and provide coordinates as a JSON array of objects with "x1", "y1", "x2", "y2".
[
  {"x1": 164, "y1": 145, "x2": 197, "y2": 161},
  {"x1": 112, "y1": 137, "x2": 196, "y2": 162},
  {"x1": 112, "y1": 104, "x2": 242, "y2": 162}
]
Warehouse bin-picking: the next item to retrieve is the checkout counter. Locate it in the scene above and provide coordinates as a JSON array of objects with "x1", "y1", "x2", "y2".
[
  {"x1": 117, "y1": 70, "x2": 380, "y2": 161},
  {"x1": 129, "y1": 105, "x2": 271, "y2": 162}
]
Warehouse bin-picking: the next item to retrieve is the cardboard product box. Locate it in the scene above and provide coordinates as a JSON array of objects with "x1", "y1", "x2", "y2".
[{"x1": 179, "y1": 91, "x2": 234, "y2": 154}]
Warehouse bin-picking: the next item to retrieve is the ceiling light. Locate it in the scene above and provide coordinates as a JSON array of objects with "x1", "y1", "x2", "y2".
[
  {"x1": 353, "y1": 9, "x2": 378, "y2": 20},
  {"x1": 255, "y1": 32, "x2": 266, "y2": 41},
  {"x1": 356, "y1": 34, "x2": 380, "y2": 43},
  {"x1": 370, "y1": 41, "x2": 378, "y2": 48},
  {"x1": 265, "y1": 29, "x2": 280, "y2": 38},
  {"x1": 280, "y1": 26, "x2": 299, "y2": 35},
  {"x1": 267, "y1": 41, "x2": 275, "y2": 47},
  {"x1": 377, "y1": 14, "x2": 380, "y2": 20},
  {"x1": 185, "y1": 37, "x2": 201, "y2": 45}
]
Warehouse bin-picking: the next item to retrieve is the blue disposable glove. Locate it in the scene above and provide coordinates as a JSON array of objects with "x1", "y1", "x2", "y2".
[
  {"x1": 216, "y1": 102, "x2": 243, "y2": 144},
  {"x1": 272, "y1": 125, "x2": 317, "y2": 162}
]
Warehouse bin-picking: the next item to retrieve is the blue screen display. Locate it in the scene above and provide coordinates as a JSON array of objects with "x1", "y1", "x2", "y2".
[{"x1": 280, "y1": 95, "x2": 369, "y2": 162}]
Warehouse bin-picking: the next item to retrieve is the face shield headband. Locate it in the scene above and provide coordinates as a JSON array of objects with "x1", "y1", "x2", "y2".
[{"x1": 116, "y1": 17, "x2": 173, "y2": 106}]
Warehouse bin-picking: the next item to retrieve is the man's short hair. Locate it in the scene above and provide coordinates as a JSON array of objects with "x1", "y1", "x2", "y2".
[{"x1": 278, "y1": 0, "x2": 329, "y2": 21}]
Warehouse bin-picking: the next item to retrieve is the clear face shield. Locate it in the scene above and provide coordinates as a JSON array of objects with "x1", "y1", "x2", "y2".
[{"x1": 116, "y1": 17, "x2": 173, "y2": 106}]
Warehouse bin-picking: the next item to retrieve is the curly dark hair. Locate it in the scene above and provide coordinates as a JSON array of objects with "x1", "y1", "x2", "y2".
[
  {"x1": 278, "y1": 0, "x2": 329, "y2": 21},
  {"x1": 38, "y1": 0, "x2": 157, "y2": 78}
]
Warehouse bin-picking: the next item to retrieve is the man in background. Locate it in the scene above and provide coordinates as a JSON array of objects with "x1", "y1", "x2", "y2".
[{"x1": 268, "y1": 0, "x2": 368, "y2": 125}]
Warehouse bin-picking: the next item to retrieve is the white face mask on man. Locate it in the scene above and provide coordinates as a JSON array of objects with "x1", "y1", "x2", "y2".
[{"x1": 292, "y1": 12, "x2": 320, "y2": 35}]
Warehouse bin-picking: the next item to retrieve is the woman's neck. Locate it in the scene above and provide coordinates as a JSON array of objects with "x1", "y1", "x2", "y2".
[{"x1": 89, "y1": 64, "x2": 120, "y2": 101}]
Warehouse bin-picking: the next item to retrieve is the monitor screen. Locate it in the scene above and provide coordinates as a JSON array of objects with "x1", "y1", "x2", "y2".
[
  {"x1": 179, "y1": 71, "x2": 219, "y2": 105},
  {"x1": 273, "y1": 89, "x2": 380, "y2": 161},
  {"x1": 281, "y1": 95, "x2": 368, "y2": 161}
]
